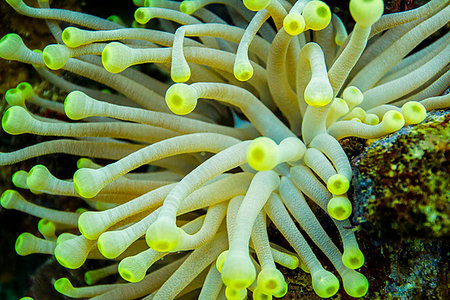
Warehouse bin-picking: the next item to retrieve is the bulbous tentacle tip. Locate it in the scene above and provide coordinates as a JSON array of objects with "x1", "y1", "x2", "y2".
[
  {"x1": 343, "y1": 270, "x2": 369, "y2": 297},
  {"x1": 14, "y1": 232, "x2": 37, "y2": 256},
  {"x1": 304, "y1": 78, "x2": 334, "y2": 107},
  {"x1": 252, "y1": 287, "x2": 271, "y2": 300},
  {"x1": 119, "y1": 257, "x2": 146, "y2": 283},
  {"x1": 247, "y1": 137, "x2": 279, "y2": 171},
  {"x1": 165, "y1": 83, "x2": 198, "y2": 115},
  {"x1": 134, "y1": 7, "x2": 152, "y2": 24},
  {"x1": 146, "y1": 216, "x2": 182, "y2": 252},
  {"x1": 257, "y1": 268, "x2": 286, "y2": 295},
  {"x1": 54, "y1": 277, "x2": 74, "y2": 295},
  {"x1": 61, "y1": 27, "x2": 86, "y2": 48},
  {"x1": 283, "y1": 12, "x2": 306, "y2": 36},
  {"x1": 64, "y1": 91, "x2": 91, "y2": 120},
  {"x1": 26, "y1": 164, "x2": 51, "y2": 191},
  {"x1": 221, "y1": 252, "x2": 256, "y2": 289},
  {"x1": 382, "y1": 110, "x2": 405, "y2": 133},
  {"x1": 401, "y1": 101, "x2": 427, "y2": 125},
  {"x1": 327, "y1": 196, "x2": 352, "y2": 220},
  {"x1": 225, "y1": 287, "x2": 247, "y2": 300},
  {"x1": 179, "y1": 1, "x2": 197, "y2": 15},
  {"x1": 303, "y1": 1, "x2": 332, "y2": 31},
  {"x1": 350, "y1": 0, "x2": 384, "y2": 27},
  {"x1": 234, "y1": 61, "x2": 254, "y2": 82},
  {"x1": 1, "y1": 189, "x2": 21, "y2": 209},
  {"x1": 73, "y1": 168, "x2": 102, "y2": 198},
  {"x1": 102, "y1": 42, "x2": 132, "y2": 73},
  {"x1": 342, "y1": 247, "x2": 365, "y2": 269},
  {"x1": 312, "y1": 269, "x2": 340, "y2": 298},
  {"x1": 326, "y1": 174, "x2": 350, "y2": 195},
  {"x1": 243, "y1": 0, "x2": 271, "y2": 12},
  {"x1": 2, "y1": 105, "x2": 33, "y2": 135},
  {"x1": 0, "y1": 33, "x2": 26, "y2": 60},
  {"x1": 5, "y1": 88, "x2": 25, "y2": 107},
  {"x1": 171, "y1": 64, "x2": 192, "y2": 83},
  {"x1": 216, "y1": 250, "x2": 229, "y2": 273},
  {"x1": 43, "y1": 44, "x2": 70, "y2": 70}
]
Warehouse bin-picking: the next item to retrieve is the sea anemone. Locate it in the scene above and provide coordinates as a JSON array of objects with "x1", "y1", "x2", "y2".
[{"x1": 1, "y1": 0, "x2": 449, "y2": 299}]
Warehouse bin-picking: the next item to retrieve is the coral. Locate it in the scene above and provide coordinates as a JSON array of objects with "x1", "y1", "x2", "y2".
[{"x1": 0, "y1": 0, "x2": 448, "y2": 299}]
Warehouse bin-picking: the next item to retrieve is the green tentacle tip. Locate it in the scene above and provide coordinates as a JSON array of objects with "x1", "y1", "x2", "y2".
[
  {"x1": 225, "y1": 287, "x2": 247, "y2": 300},
  {"x1": 64, "y1": 91, "x2": 90, "y2": 120},
  {"x1": 343, "y1": 270, "x2": 369, "y2": 297},
  {"x1": 350, "y1": 0, "x2": 384, "y2": 27},
  {"x1": 257, "y1": 268, "x2": 285, "y2": 295},
  {"x1": 343, "y1": 247, "x2": 365, "y2": 269},
  {"x1": 179, "y1": 1, "x2": 198, "y2": 15},
  {"x1": 16, "y1": 82, "x2": 33, "y2": 99},
  {"x1": 135, "y1": 8, "x2": 152, "y2": 24},
  {"x1": 252, "y1": 288, "x2": 271, "y2": 300},
  {"x1": 62, "y1": 27, "x2": 85, "y2": 48},
  {"x1": 38, "y1": 218, "x2": 56, "y2": 237},
  {"x1": 119, "y1": 257, "x2": 146, "y2": 282},
  {"x1": 273, "y1": 281, "x2": 288, "y2": 298},
  {"x1": 327, "y1": 196, "x2": 352, "y2": 220},
  {"x1": 247, "y1": 137, "x2": 279, "y2": 171},
  {"x1": 146, "y1": 217, "x2": 182, "y2": 252},
  {"x1": 216, "y1": 250, "x2": 228, "y2": 272},
  {"x1": 5, "y1": 88, "x2": 25, "y2": 107},
  {"x1": 2, "y1": 105, "x2": 31, "y2": 135},
  {"x1": 26, "y1": 164, "x2": 50, "y2": 191},
  {"x1": 43, "y1": 44, "x2": 70, "y2": 70},
  {"x1": 12, "y1": 170, "x2": 28, "y2": 189},
  {"x1": 102, "y1": 42, "x2": 131, "y2": 73},
  {"x1": 19, "y1": 297, "x2": 34, "y2": 300},
  {"x1": 165, "y1": 83, "x2": 198, "y2": 115},
  {"x1": 73, "y1": 168, "x2": 101, "y2": 198},
  {"x1": 1, "y1": 189, "x2": 19, "y2": 209},
  {"x1": 312, "y1": 270, "x2": 339, "y2": 298},
  {"x1": 326, "y1": 174, "x2": 350, "y2": 195},
  {"x1": 221, "y1": 253, "x2": 256, "y2": 289},
  {"x1": 15, "y1": 232, "x2": 37, "y2": 256},
  {"x1": 54, "y1": 277, "x2": 74, "y2": 295},
  {"x1": 0, "y1": 33, "x2": 24, "y2": 60},
  {"x1": 243, "y1": 0, "x2": 270, "y2": 11}
]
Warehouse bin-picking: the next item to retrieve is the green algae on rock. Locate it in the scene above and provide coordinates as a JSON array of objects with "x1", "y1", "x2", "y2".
[{"x1": 352, "y1": 109, "x2": 449, "y2": 239}]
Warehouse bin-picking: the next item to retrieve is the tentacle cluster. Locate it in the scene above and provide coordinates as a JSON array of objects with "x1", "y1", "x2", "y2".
[{"x1": 1, "y1": 0, "x2": 449, "y2": 299}]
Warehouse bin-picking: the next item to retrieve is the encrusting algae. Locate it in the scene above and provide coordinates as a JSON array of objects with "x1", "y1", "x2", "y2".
[{"x1": 0, "y1": 0, "x2": 449, "y2": 299}]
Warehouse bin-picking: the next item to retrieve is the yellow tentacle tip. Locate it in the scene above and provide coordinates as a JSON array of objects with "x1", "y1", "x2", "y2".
[
  {"x1": 225, "y1": 287, "x2": 247, "y2": 300},
  {"x1": 43, "y1": 44, "x2": 70, "y2": 70},
  {"x1": 342, "y1": 270, "x2": 369, "y2": 298},
  {"x1": 327, "y1": 196, "x2": 352, "y2": 220},
  {"x1": 54, "y1": 278, "x2": 74, "y2": 295},
  {"x1": 243, "y1": 0, "x2": 270, "y2": 12},
  {"x1": 326, "y1": 174, "x2": 350, "y2": 195},
  {"x1": 302, "y1": 1, "x2": 331, "y2": 31},
  {"x1": 234, "y1": 61, "x2": 254, "y2": 81},
  {"x1": 247, "y1": 137, "x2": 279, "y2": 171},
  {"x1": 381, "y1": 110, "x2": 405, "y2": 133},
  {"x1": 5, "y1": 88, "x2": 25, "y2": 107},
  {"x1": 165, "y1": 83, "x2": 198, "y2": 115},
  {"x1": 350, "y1": 0, "x2": 384, "y2": 27},
  {"x1": 102, "y1": 42, "x2": 131, "y2": 73},
  {"x1": 221, "y1": 253, "x2": 256, "y2": 289},
  {"x1": 73, "y1": 168, "x2": 102, "y2": 198},
  {"x1": 401, "y1": 101, "x2": 427, "y2": 125},
  {"x1": 119, "y1": 257, "x2": 146, "y2": 283},
  {"x1": 342, "y1": 247, "x2": 365, "y2": 269},
  {"x1": 2, "y1": 105, "x2": 33, "y2": 135},
  {"x1": 312, "y1": 269, "x2": 340, "y2": 298},
  {"x1": 283, "y1": 12, "x2": 306, "y2": 36},
  {"x1": 146, "y1": 217, "x2": 182, "y2": 252},
  {"x1": 256, "y1": 268, "x2": 286, "y2": 295}
]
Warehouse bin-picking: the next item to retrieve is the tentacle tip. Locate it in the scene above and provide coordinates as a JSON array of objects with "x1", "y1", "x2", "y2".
[
  {"x1": 247, "y1": 137, "x2": 279, "y2": 171},
  {"x1": 327, "y1": 196, "x2": 352, "y2": 220},
  {"x1": 326, "y1": 174, "x2": 350, "y2": 195},
  {"x1": 303, "y1": 1, "x2": 332, "y2": 31},
  {"x1": 350, "y1": 0, "x2": 384, "y2": 27},
  {"x1": 382, "y1": 110, "x2": 405, "y2": 133},
  {"x1": 312, "y1": 270, "x2": 340, "y2": 298},
  {"x1": 15, "y1": 232, "x2": 35, "y2": 256},
  {"x1": 165, "y1": 83, "x2": 198, "y2": 115},
  {"x1": 134, "y1": 7, "x2": 151, "y2": 24},
  {"x1": 2, "y1": 105, "x2": 32, "y2": 135},
  {"x1": 283, "y1": 13, "x2": 306, "y2": 36},
  {"x1": 73, "y1": 168, "x2": 102, "y2": 199},
  {"x1": 179, "y1": 1, "x2": 197, "y2": 14},
  {"x1": 102, "y1": 42, "x2": 131, "y2": 73},
  {"x1": 54, "y1": 278, "x2": 74, "y2": 295},
  {"x1": 234, "y1": 61, "x2": 254, "y2": 82},
  {"x1": 146, "y1": 217, "x2": 182, "y2": 252},
  {"x1": 43, "y1": 44, "x2": 70, "y2": 70},
  {"x1": 221, "y1": 253, "x2": 256, "y2": 289},
  {"x1": 343, "y1": 270, "x2": 369, "y2": 297},
  {"x1": 257, "y1": 268, "x2": 286, "y2": 295},
  {"x1": 401, "y1": 101, "x2": 427, "y2": 125},
  {"x1": 343, "y1": 247, "x2": 365, "y2": 269},
  {"x1": 243, "y1": 0, "x2": 271, "y2": 12},
  {"x1": 64, "y1": 91, "x2": 91, "y2": 120}
]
